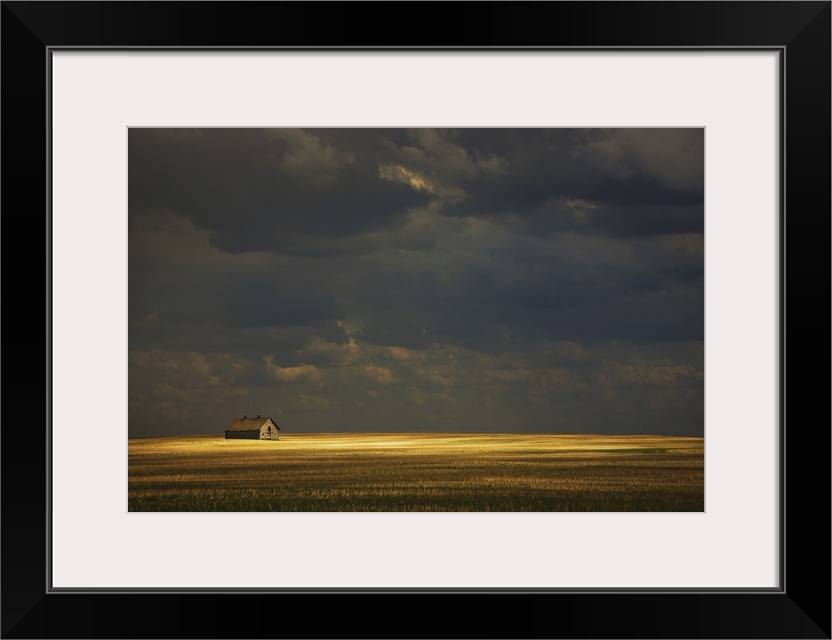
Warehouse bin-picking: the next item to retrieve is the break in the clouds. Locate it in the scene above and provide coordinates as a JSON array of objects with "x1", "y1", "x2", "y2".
[{"x1": 129, "y1": 128, "x2": 704, "y2": 437}]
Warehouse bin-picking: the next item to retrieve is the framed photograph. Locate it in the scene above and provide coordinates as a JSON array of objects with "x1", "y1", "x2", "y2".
[
  {"x1": 3, "y1": 2, "x2": 829, "y2": 638},
  {"x1": 126, "y1": 124, "x2": 707, "y2": 517}
]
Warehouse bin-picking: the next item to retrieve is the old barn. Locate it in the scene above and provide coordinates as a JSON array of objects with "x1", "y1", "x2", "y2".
[{"x1": 224, "y1": 415, "x2": 280, "y2": 440}]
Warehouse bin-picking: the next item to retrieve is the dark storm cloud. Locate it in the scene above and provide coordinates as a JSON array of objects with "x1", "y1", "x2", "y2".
[
  {"x1": 514, "y1": 199, "x2": 704, "y2": 237},
  {"x1": 128, "y1": 210, "x2": 343, "y2": 331},
  {"x1": 339, "y1": 222, "x2": 703, "y2": 350},
  {"x1": 129, "y1": 128, "x2": 432, "y2": 253},
  {"x1": 129, "y1": 128, "x2": 704, "y2": 438},
  {"x1": 444, "y1": 128, "x2": 704, "y2": 235}
]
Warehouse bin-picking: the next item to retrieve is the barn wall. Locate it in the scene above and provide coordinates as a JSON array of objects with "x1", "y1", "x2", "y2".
[
  {"x1": 260, "y1": 425, "x2": 279, "y2": 440},
  {"x1": 225, "y1": 431, "x2": 259, "y2": 439},
  {"x1": 266, "y1": 419, "x2": 279, "y2": 440}
]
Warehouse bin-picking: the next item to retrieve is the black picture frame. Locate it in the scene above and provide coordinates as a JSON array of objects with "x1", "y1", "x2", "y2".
[{"x1": 2, "y1": 2, "x2": 829, "y2": 638}]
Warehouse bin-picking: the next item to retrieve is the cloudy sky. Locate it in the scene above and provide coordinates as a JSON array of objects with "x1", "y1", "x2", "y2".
[{"x1": 128, "y1": 128, "x2": 704, "y2": 437}]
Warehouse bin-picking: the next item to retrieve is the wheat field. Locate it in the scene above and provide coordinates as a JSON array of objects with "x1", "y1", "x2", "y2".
[{"x1": 128, "y1": 433, "x2": 704, "y2": 512}]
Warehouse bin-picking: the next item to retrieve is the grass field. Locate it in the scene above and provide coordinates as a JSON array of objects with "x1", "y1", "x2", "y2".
[{"x1": 128, "y1": 433, "x2": 703, "y2": 512}]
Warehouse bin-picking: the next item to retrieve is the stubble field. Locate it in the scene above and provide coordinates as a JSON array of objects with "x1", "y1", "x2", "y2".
[{"x1": 128, "y1": 433, "x2": 704, "y2": 512}]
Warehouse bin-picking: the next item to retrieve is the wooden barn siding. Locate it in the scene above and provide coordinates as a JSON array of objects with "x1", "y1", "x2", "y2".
[
  {"x1": 260, "y1": 425, "x2": 279, "y2": 440},
  {"x1": 225, "y1": 430, "x2": 260, "y2": 440}
]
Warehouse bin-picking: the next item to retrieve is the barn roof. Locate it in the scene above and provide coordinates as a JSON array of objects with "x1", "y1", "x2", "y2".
[{"x1": 225, "y1": 417, "x2": 279, "y2": 432}]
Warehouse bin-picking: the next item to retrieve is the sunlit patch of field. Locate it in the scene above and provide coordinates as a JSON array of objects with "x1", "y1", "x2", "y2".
[{"x1": 128, "y1": 433, "x2": 703, "y2": 512}]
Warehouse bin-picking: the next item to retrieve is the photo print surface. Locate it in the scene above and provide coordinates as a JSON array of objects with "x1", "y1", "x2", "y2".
[{"x1": 128, "y1": 128, "x2": 704, "y2": 512}]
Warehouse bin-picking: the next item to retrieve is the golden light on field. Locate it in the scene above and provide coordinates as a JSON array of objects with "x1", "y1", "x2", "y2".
[{"x1": 129, "y1": 433, "x2": 703, "y2": 512}]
